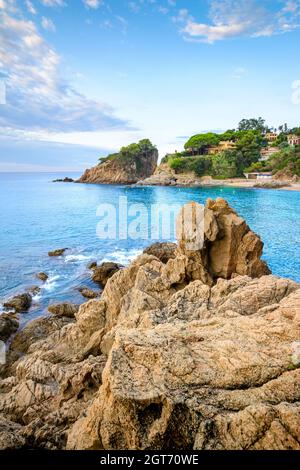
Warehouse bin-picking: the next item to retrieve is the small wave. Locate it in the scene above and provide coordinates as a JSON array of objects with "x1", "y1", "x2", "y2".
[
  {"x1": 65, "y1": 254, "x2": 93, "y2": 263},
  {"x1": 102, "y1": 248, "x2": 143, "y2": 266},
  {"x1": 42, "y1": 275, "x2": 60, "y2": 292}
]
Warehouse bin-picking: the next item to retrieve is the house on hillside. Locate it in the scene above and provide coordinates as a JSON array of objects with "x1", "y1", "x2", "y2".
[
  {"x1": 244, "y1": 172, "x2": 273, "y2": 180},
  {"x1": 288, "y1": 134, "x2": 300, "y2": 146},
  {"x1": 265, "y1": 132, "x2": 278, "y2": 143},
  {"x1": 208, "y1": 140, "x2": 236, "y2": 155}
]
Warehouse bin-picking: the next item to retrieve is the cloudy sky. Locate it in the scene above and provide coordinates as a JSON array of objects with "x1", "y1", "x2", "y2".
[{"x1": 0, "y1": 0, "x2": 300, "y2": 171}]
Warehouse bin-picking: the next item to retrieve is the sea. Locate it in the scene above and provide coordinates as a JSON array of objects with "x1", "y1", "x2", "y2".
[{"x1": 0, "y1": 172, "x2": 299, "y2": 324}]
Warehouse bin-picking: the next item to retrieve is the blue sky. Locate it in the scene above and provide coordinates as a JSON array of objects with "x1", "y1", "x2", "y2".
[{"x1": 0, "y1": 0, "x2": 300, "y2": 171}]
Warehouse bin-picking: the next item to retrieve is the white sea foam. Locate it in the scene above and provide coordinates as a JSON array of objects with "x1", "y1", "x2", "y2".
[
  {"x1": 101, "y1": 248, "x2": 143, "y2": 266},
  {"x1": 42, "y1": 275, "x2": 60, "y2": 292},
  {"x1": 65, "y1": 254, "x2": 93, "y2": 263}
]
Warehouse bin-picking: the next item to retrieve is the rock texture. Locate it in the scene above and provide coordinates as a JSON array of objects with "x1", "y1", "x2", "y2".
[
  {"x1": 91, "y1": 262, "x2": 123, "y2": 286},
  {"x1": 48, "y1": 303, "x2": 80, "y2": 318},
  {"x1": 48, "y1": 248, "x2": 67, "y2": 257},
  {"x1": 0, "y1": 198, "x2": 299, "y2": 451},
  {"x1": 0, "y1": 314, "x2": 19, "y2": 342},
  {"x1": 37, "y1": 272, "x2": 48, "y2": 282},
  {"x1": 78, "y1": 287, "x2": 100, "y2": 300},
  {"x1": 143, "y1": 242, "x2": 177, "y2": 264},
  {"x1": 79, "y1": 149, "x2": 158, "y2": 185},
  {"x1": 3, "y1": 293, "x2": 32, "y2": 313}
]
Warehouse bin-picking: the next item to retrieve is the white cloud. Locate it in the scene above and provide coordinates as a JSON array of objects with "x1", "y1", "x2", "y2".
[
  {"x1": 179, "y1": 0, "x2": 300, "y2": 43},
  {"x1": 41, "y1": 16, "x2": 56, "y2": 31},
  {"x1": 25, "y1": 0, "x2": 37, "y2": 14},
  {"x1": 40, "y1": 0, "x2": 65, "y2": 6},
  {"x1": 232, "y1": 67, "x2": 248, "y2": 79},
  {"x1": 83, "y1": 0, "x2": 101, "y2": 9},
  {"x1": 0, "y1": 6, "x2": 129, "y2": 132}
]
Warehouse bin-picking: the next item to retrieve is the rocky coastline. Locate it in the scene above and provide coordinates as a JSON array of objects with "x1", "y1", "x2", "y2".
[{"x1": 0, "y1": 198, "x2": 300, "y2": 450}]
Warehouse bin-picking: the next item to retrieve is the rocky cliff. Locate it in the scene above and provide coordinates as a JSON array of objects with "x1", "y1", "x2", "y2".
[
  {"x1": 78, "y1": 140, "x2": 158, "y2": 185},
  {"x1": 1, "y1": 198, "x2": 300, "y2": 450}
]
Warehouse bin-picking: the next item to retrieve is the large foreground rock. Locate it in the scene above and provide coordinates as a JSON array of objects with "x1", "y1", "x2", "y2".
[{"x1": 0, "y1": 198, "x2": 299, "y2": 450}]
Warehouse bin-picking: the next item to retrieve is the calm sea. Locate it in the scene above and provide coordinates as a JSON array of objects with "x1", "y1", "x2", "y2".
[{"x1": 0, "y1": 172, "x2": 299, "y2": 324}]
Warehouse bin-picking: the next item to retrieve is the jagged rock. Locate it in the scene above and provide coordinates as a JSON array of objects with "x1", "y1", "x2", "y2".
[
  {"x1": 78, "y1": 287, "x2": 100, "y2": 299},
  {"x1": 48, "y1": 303, "x2": 80, "y2": 318},
  {"x1": 92, "y1": 262, "x2": 123, "y2": 286},
  {"x1": 0, "y1": 415, "x2": 25, "y2": 449},
  {"x1": 176, "y1": 199, "x2": 270, "y2": 283},
  {"x1": 1, "y1": 199, "x2": 299, "y2": 451},
  {"x1": 7, "y1": 315, "x2": 74, "y2": 366},
  {"x1": 37, "y1": 272, "x2": 48, "y2": 282},
  {"x1": 3, "y1": 293, "x2": 32, "y2": 313},
  {"x1": 48, "y1": 248, "x2": 67, "y2": 257},
  {"x1": 0, "y1": 314, "x2": 19, "y2": 342},
  {"x1": 143, "y1": 242, "x2": 177, "y2": 263}
]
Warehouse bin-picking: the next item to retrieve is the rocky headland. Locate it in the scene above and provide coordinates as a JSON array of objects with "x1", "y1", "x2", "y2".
[
  {"x1": 0, "y1": 198, "x2": 300, "y2": 450},
  {"x1": 78, "y1": 139, "x2": 158, "y2": 185}
]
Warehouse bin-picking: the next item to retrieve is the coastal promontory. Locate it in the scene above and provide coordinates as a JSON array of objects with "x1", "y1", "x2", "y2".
[{"x1": 78, "y1": 139, "x2": 158, "y2": 185}]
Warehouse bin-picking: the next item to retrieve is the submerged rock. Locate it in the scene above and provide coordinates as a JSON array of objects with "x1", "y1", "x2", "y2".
[
  {"x1": 37, "y1": 272, "x2": 48, "y2": 282},
  {"x1": 27, "y1": 286, "x2": 41, "y2": 296},
  {"x1": 87, "y1": 261, "x2": 97, "y2": 270},
  {"x1": 0, "y1": 199, "x2": 299, "y2": 451},
  {"x1": 3, "y1": 293, "x2": 32, "y2": 313},
  {"x1": 48, "y1": 303, "x2": 80, "y2": 318},
  {"x1": 53, "y1": 177, "x2": 74, "y2": 183},
  {"x1": 48, "y1": 248, "x2": 67, "y2": 257},
  {"x1": 91, "y1": 262, "x2": 123, "y2": 286}
]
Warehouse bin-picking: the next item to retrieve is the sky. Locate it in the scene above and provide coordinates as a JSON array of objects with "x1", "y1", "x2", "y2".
[{"x1": 0, "y1": 0, "x2": 300, "y2": 171}]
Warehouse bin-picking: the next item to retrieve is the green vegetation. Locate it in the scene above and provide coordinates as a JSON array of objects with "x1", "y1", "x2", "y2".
[
  {"x1": 169, "y1": 156, "x2": 212, "y2": 176},
  {"x1": 184, "y1": 133, "x2": 221, "y2": 153},
  {"x1": 246, "y1": 147, "x2": 300, "y2": 177},
  {"x1": 165, "y1": 119, "x2": 300, "y2": 179},
  {"x1": 99, "y1": 139, "x2": 156, "y2": 165}
]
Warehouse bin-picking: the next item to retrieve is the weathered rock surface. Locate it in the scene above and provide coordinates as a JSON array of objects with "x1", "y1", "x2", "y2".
[
  {"x1": 91, "y1": 262, "x2": 123, "y2": 286},
  {"x1": 78, "y1": 287, "x2": 100, "y2": 299},
  {"x1": 48, "y1": 303, "x2": 80, "y2": 318},
  {"x1": 143, "y1": 242, "x2": 177, "y2": 264},
  {"x1": 0, "y1": 314, "x2": 19, "y2": 342},
  {"x1": 254, "y1": 181, "x2": 291, "y2": 189},
  {"x1": 48, "y1": 248, "x2": 67, "y2": 257},
  {"x1": 37, "y1": 272, "x2": 48, "y2": 282},
  {"x1": 79, "y1": 148, "x2": 158, "y2": 185},
  {"x1": 3, "y1": 293, "x2": 32, "y2": 313},
  {"x1": 0, "y1": 198, "x2": 299, "y2": 451}
]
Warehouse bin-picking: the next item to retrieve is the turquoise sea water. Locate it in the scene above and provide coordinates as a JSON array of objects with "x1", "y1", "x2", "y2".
[{"x1": 0, "y1": 172, "x2": 299, "y2": 323}]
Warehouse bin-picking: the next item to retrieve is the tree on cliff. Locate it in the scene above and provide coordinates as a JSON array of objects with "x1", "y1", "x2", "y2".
[
  {"x1": 99, "y1": 139, "x2": 156, "y2": 163},
  {"x1": 238, "y1": 117, "x2": 267, "y2": 133},
  {"x1": 184, "y1": 133, "x2": 221, "y2": 154}
]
